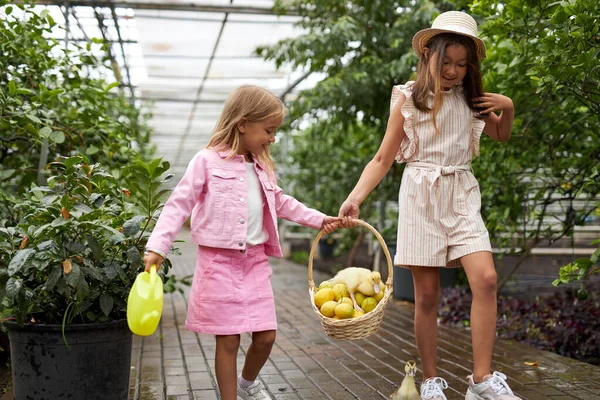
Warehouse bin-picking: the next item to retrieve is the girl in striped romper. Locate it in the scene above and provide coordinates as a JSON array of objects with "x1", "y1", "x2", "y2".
[{"x1": 339, "y1": 12, "x2": 519, "y2": 400}]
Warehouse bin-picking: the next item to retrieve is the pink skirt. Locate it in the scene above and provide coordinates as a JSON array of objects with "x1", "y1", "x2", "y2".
[{"x1": 185, "y1": 244, "x2": 277, "y2": 335}]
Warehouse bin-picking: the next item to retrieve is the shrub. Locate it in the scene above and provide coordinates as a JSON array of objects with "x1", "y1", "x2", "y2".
[{"x1": 439, "y1": 287, "x2": 600, "y2": 365}]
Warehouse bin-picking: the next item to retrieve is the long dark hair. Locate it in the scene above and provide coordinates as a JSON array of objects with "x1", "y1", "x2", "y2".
[{"x1": 412, "y1": 33, "x2": 484, "y2": 133}]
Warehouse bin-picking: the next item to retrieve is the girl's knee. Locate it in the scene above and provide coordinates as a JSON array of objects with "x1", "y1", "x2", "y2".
[
  {"x1": 217, "y1": 335, "x2": 241, "y2": 354},
  {"x1": 415, "y1": 292, "x2": 439, "y2": 312},
  {"x1": 414, "y1": 286, "x2": 440, "y2": 312},
  {"x1": 252, "y1": 330, "x2": 276, "y2": 349},
  {"x1": 413, "y1": 270, "x2": 440, "y2": 311},
  {"x1": 473, "y1": 269, "x2": 498, "y2": 294}
]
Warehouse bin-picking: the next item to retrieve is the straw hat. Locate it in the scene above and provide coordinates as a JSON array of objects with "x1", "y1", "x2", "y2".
[{"x1": 412, "y1": 11, "x2": 486, "y2": 60}]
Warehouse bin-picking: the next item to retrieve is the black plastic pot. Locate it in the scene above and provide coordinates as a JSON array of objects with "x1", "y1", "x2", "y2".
[
  {"x1": 4, "y1": 319, "x2": 132, "y2": 400},
  {"x1": 318, "y1": 238, "x2": 337, "y2": 259}
]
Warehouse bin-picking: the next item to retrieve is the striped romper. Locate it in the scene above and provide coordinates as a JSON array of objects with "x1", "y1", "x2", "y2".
[{"x1": 391, "y1": 81, "x2": 492, "y2": 269}]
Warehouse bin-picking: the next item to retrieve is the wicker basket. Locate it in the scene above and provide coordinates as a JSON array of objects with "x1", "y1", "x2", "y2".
[{"x1": 308, "y1": 219, "x2": 394, "y2": 340}]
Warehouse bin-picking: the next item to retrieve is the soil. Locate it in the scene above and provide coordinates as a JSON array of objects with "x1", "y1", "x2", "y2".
[
  {"x1": 0, "y1": 331, "x2": 11, "y2": 398},
  {"x1": 0, "y1": 363, "x2": 10, "y2": 399}
]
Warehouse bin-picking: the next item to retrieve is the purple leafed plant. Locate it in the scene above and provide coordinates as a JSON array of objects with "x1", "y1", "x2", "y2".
[{"x1": 439, "y1": 287, "x2": 600, "y2": 365}]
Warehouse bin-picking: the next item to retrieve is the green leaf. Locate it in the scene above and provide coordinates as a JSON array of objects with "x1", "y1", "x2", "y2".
[
  {"x1": 1, "y1": 169, "x2": 16, "y2": 179},
  {"x1": 51, "y1": 218, "x2": 69, "y2": 227},
  {"x1": 70, "y1": 203, "x2": 93, "y2": 217},
  {"x1": 552, "y1": 278, "x2": 562, "y2": 287},
  {"x1": 122, "y1": 216, "x2": 145, "y2": 237},
  {"x1": 5, "y1": 277, "x2": 23, "y2": 299},
  {"x1": 99, "y1": 293, "x2": 114, "y2": 316},
  {"x1": 103, "y1": 82, "x2": 120, "y2": 92},
  {"x1": 86, "y1": 145, "x2": 100, "y2": 155},
  {"x1": 8, "y1": 80, "x2": 16, "y2": 95},
  {"x1": 591, "y1": 248, "x2": 600, "y2": 263},
  {"x1": 45, "y1": 266, "x2": 63, "y2": 291},
  {"x1": 65, "y1": 262, "x2": 82, "y2": 288},
  {"x1": 39, "y1": 126, "x2": 52, "y2": 138},
  {"x1": 49, "y1": 130, "x2": 65, "y2": 144},
  {"x1": 86, "y1": 234, "x2": 102, "y2": 262},
  {"x1": 8, "y1": 249, "x2": 36, "y2": 276},
  {"x1": 26, "y1": 113, "x2": 42, "y2": 124},
  {"x1": 65, "y1": 242, "x2": 86, "y2": 254},
  {"x1": 126, "y1": 246, "x2": 141, "y2": 267}
]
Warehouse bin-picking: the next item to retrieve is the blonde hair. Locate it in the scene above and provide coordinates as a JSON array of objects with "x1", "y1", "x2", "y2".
[
  {"x1": 412, "y1": 33, "x2": 484, "y2": 134},
  {"x1": 206, "y1": 85, "x2": 287, "y2": 178}
]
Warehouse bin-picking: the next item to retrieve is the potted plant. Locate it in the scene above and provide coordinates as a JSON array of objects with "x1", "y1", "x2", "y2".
[{"x1": 0, "y1": 154, "x2": 177, "y2": 399}]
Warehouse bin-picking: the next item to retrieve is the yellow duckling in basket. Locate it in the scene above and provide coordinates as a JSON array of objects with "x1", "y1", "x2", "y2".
[
  {"x1": 390, "y1": 360, "x2": 419, "y2": 400},
  {"x1": 327, "y1": 267, "x2": 381, "y2": 312}
]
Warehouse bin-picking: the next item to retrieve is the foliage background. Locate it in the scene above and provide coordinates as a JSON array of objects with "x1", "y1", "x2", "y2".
[
  {"x1": 0, "y1": 2, "x2": 153, "y2": 197},
  {"x1": 0, "y1": 3, "x2": 177, "y2": 328},
  {"x1": 260, "y1": 0, "x2": 600, "y2": 282}
]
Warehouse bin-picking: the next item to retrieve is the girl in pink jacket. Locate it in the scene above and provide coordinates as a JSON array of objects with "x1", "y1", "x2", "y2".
[{"x1": 143, "y1": 85, "x2": 338, "y2": 400}]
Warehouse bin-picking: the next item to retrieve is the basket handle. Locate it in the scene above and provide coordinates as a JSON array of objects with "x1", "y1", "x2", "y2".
[{"x1": 308, "y1": 219, "x2": 394, "y2": 290}]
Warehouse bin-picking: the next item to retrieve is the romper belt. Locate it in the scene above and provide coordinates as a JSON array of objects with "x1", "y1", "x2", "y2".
[{"x1": 406, "y1": 161, "x2": 472, "y2": 216}]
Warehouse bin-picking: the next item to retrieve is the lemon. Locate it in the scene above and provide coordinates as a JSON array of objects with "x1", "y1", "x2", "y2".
[
  {"x1": 353, "y1": 309, "x2": 365, "y2": 318},
  {"x1": 318, "y1": 280, "x2": 335, "y2": 290},
  {"x1": 361, "y1": 297, "x2": 377, "y2": 313},
  {"x1": 338, "y1": 297, "x2": 353, "y2": 306},
  {"x1": 355, "y1": 292, "x2": 366, "y2": 307},
  {"x1": 374, "y1": 285, "x2": 385, "y2": 302},
  {"x1": 314, "y1": 288, "x2": 335, "y2": 308},
  {"x1": 334, "y1": 303, "x2": 354, "y2": 319},
  {"x1": 320, "y1": 300, "x2": 337, "y2": 318},
  {"x1": 332, "y1": 283, "x2": 350, "y2": 301}
]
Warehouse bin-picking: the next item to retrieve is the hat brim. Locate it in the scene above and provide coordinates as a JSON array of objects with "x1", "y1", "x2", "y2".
[{"x1": 412, "y1": 28, "x2": 486, "y2": 60}]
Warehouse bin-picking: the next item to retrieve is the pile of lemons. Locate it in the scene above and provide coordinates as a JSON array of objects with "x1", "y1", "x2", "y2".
[{"x1": 313, "y1": 281, "x2": 386, "y2": 320}]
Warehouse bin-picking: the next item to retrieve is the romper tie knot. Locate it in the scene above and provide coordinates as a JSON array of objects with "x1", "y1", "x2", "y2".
[
  {"x1": 407, "y1": 162, "x2": 471, "y2": 216},
  {"x1": 440, "y1": 166, "x2": 457, "y2": 175}
]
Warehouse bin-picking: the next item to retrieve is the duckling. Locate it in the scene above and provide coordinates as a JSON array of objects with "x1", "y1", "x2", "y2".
[
  {"x1": 328, "y1": 267, "x2": 381, "y2": 311},
  {"x1": 390, "y1": 360, "x2": 419, "y2": 400}
]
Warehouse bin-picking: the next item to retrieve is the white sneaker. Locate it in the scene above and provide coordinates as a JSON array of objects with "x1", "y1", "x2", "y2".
[
  {"x1": 465, "y1": 372, "x2": 522, "y2": 400},
  {"x1": 237, "y1": 380, "x2": 273, "y2": 400},
  {"x1": 420, "y1": 377, "x2": 448, "y2": 400}
]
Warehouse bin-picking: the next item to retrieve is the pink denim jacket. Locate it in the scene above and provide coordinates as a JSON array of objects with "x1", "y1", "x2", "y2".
[{"x1": 146, "y1": 148, "x2": 325, "y2": 257}]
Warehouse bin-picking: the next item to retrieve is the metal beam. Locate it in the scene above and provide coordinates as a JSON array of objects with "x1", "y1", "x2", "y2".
[
  {"x1": 32, "y1": 1, "x2": 293, "y2": 15},
  {"x1": 138, "y1": 97, "x2": 225, "y2": 104},
  {"x1": 110, "y1": 5, "x2": 134, "y2": 98},
  {"x1": 143, "y1": 54, "x2": 259, "y2": 60},
  {"x1": 134, "y1": 13, "x2": 297, "y2": 24},
  {"x1": 146, "y1": 74, "x2": 286, "y2": 80},
  {"x1": 54, "y1": 37, "x2": 138, "y2": 44},
  {"x1": 175, "y1": 2, "x2": 230, "y2": 162}
]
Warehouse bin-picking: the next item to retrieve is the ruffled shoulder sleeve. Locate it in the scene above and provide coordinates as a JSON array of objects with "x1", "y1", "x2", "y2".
[
  {"x1": 390, "y1": 81, "x2": 418, "y2": 163},
  {"x1": 470, "y1": 113, "x2": 486, "y2": 157}
]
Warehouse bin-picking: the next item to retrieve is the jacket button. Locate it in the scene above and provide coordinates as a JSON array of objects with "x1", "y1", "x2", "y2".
[
  {"x1": 239, "y1": 219, "x2": 245, "y2": 224},
  {"x1": 240, "y1": 198, "x2": 245, "y2": 202},
  {"x1": 238, "y1": 242, "x2": 244, "y2": 247},
  {"x1": 239, "y1": 177, "x2": 245, "y2": 182}
]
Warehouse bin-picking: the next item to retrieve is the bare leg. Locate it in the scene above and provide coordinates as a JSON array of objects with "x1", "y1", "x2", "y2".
[
  {"x1": 461, "y1": 251, "x2": 497, "y2": 382},
  {"x1": 411, "y1": 266, "x2": 441, "y2": 380},
  {"x1": 241, "y1": 330, "x2": 276, "y2": 381},
  {"x1": 215, "y1": 334, "x2": 240, "y2": 400}
]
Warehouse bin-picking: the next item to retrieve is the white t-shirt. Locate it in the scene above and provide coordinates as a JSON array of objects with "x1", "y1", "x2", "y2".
[{"x1": 245, "y1": 162, "x2": 269, "y2": 246}]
